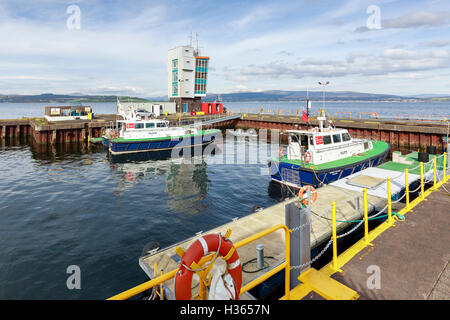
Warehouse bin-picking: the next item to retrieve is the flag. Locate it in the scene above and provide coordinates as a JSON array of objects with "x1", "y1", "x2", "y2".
[{"x1": 302, "y1": 110, "x2": 309, "y2": 122}]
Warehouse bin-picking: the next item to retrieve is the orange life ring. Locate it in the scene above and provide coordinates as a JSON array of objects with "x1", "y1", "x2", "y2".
[
  {"x1": 298, "y1": 185, "x2": 317, "y2": 206},
  {"x1": 304, "y1": 151, "x2": 312, "y2": 163},
  {"x1": 174, "y1": 233, "x2": 242, "y2": 300},
  {"x1": 112, "y1": 131, "x2": 119, "y2": 139},
  {"x1": 279, "y1": 147, "x2": 284, "y2": 158}
]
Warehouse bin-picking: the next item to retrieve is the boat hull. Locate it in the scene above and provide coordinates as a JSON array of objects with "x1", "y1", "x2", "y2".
[
  {"x1": 269, "y1": 145, "x2": 390, "y2": 189},
  {"x1": 103, "y1": 129, "x2": 220, "y2": 155}
]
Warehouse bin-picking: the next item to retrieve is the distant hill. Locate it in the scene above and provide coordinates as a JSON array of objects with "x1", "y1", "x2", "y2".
[
  {"x1": 407, "y1": 94, "x2": 450, "y2": 98},
  {"x1": 1, "y1": 91, "x2": 449, "y2": 103},
  {"x1": 204, "y1": 90, "x2": 429, "y2": 102},
  {"x1": 0, "y1": 93, "x2": 150, "y2": 103}
]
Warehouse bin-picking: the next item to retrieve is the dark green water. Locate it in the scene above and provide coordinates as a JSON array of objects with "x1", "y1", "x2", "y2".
[{"x1": 0, "y1": 137, "x2": 279, "y2": 299}]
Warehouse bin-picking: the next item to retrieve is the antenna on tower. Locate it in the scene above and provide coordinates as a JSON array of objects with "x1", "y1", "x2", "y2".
[
  {"x1": 189, "y1": 30, "x2": 193, "y2": 47},
  {"x1": 195, "y1": 32, "x2": 202, "y2": 55}
]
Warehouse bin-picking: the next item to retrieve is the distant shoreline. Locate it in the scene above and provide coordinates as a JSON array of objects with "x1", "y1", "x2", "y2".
[
  {"x1": 1, "y1": 91, "x2": 449, "y2": 103},
  {"x1": 0, "y1": 99, "x2": 449, "y2": 103}
]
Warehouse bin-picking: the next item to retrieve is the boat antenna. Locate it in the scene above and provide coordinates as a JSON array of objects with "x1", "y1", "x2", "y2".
[
  {"x1": 305, "y1": 86, "x2": 312, "y2": 129},
  {"x1": 318, "y1": 81, "x2": 330, "y2": 111}
]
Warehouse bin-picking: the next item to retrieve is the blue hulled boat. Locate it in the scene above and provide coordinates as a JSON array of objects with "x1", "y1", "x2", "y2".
[
  {"x1": 102, "y1": 100, "x2": 219, "y2": 155},
  {"x1": 269, "y1": 115, "x2": 390, "y2": 189}
]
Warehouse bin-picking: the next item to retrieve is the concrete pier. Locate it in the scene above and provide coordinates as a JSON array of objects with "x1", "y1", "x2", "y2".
[
  {"x1": 138, "y1": 176, "x2": 400, "y2": 299},
  {"x1": 322, "y1": 182, "x2": 450, "y2": 300}
]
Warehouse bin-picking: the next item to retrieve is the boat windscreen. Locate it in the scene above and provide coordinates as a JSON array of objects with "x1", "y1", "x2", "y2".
[
  {"x1": 342, "y1": 132, "x2": 351, "y2": 141},
  {"x1": 300, "y1": 135, "x2": 308, "y2": 147}
]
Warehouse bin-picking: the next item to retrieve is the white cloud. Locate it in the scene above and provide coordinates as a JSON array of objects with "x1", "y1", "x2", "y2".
[
  {"x1": 355, "y1": 11, "x2": 450, "y2": 31},
  {"x1": 236, "y1": 48, "x2": 450, "y2": 79},
  {"x1": 383, "y1": 11, "x2": 450, "y2": 28},
  {"x1": 420, "y1": 40, "x2": 450, "y2": 47}
]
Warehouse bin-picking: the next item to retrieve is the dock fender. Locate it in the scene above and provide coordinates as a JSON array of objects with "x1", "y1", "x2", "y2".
[
  {"x1": 141, "y1": 241, "x2": 161, "y2": 257},
  {"x1": 174, "y1": 233, "x2": 242, "y2": 300}
]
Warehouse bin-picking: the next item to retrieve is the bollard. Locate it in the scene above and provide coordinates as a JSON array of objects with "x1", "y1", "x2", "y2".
[
  {"x1": 285, "y1": 202, "x2": 311, "y2": 289},
  {"x1": 256, "y1": 244, "x2": 264, "y2": 270}
]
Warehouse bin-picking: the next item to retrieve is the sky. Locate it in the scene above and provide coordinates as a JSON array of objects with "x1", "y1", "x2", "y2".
[{"x1": 1, "y1": 0, "x2": 450, "y2": 97}]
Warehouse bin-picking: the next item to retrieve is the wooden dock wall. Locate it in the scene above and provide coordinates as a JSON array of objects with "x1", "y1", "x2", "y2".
[
  {"x1": 1, "y1": 113, "x2": 448, "y2": 151},
  {"x1": 0, "y1": 115, "x2": 116, "y2": 144},
  {"x1": 233, "y1": 114, "x2": 449, "y2": 151}
]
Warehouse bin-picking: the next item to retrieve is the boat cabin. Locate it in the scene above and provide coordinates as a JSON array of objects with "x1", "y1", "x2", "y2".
[
  {"x1": 115, "y1": 118, "x2": 197, "y2": 140},
  {"x1": 286, "y1": 128, "x2": 372, "y2": 165}
]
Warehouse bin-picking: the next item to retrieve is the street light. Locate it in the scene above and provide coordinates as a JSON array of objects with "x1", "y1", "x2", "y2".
[{"x1": 318, "y1": 81, "x2": 330, "y2": 110}]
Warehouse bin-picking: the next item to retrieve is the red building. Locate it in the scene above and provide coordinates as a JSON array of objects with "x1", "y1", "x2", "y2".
[{"x1": 201, "y1": 102, "x2": 223, "y2": 114}]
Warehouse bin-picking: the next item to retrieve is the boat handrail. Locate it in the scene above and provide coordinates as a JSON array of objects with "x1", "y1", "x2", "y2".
[
  {"x1": 108, "y1": 224, "x2": 291, "y2": 300},
  {"x1": 310, "y1": 139, "x2": 369, "y2": 154}
]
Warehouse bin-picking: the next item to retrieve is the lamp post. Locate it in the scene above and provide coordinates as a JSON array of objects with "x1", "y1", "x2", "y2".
[{"x1": 318, "y1": 81, "x2": 330, "y2": 110}]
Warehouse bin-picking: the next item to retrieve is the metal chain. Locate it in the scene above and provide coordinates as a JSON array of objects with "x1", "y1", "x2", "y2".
[
  {"x1": 271, "y1": 159, "x2": 320, "y2": 222},
  {"x1": 440, "y1": 182, "x2": 450, "y2": 194},
  {"x1": 290, "y1": 239, "x2": 333, "y2": 270},
  {"x1": 289, "y1": 219, "x2": 313, "y2": 233}
]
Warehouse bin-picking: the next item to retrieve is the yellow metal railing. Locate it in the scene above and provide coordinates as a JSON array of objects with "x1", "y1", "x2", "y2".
[
  {"x1": 387, "y1": 177, "x2": 393, "y2": 225},
  {"x1": 110, "y1": 153, "x2": 449, "y2": 301},
  {"x1": 108, "y1": 224, "x2": 291, "y2": 300},
  {"x1": 359, "y1": 112, "x2": 379, "y2": 119},
  {"x1": 330, "y1": 153, "x2": 449, "y2": 273},
  {"x1": 332, "y1": 111, "x2": 352, "y2": 120}
]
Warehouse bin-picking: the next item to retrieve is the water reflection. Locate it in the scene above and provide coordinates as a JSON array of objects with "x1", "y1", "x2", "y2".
[
  {"x1": 107, "y1": 147, "x2": 212, "y2": 215},
  {"x1": 23, "y1": 136, "x2": 105, "y2": 163},
  {"x1": 165, "y1": 161, "x2": 210, "y2": 214}
]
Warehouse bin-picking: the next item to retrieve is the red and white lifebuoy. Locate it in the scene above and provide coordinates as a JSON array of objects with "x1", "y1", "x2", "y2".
[
  {"x1": 174, "y1": 233, "x2": 242, "y2": 300},
  {"x1": 304, "y1": 151, "x2": 312, "y2": 163},
  {"x1": 279, "y1": 147, "x2": 284, "y2": 158},
  {"x1": 298, "y1": 185, "x2": 318, "y2": 206}
]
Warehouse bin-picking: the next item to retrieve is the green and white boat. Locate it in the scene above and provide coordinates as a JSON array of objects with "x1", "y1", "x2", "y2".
[
  {"x1": 102, "y1": 100, "x2": 219, "y2": 155},
  {"x1": 269, "y1": 115, "x2": 390, "y2": 189}
]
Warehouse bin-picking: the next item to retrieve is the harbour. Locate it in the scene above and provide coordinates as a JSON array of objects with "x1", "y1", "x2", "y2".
[
  {"x1": 108, "y1": 146, "x2": 448, "y2": 300},
  {"x1": 0, "y1": 102, "x2": 449, "y2": 300},
  {"x1": 1, "y1": 0, "x2": 450, "y2": 305},
  {"x1": 1, "y1": 109, "x2": 448, "y2": 151}
]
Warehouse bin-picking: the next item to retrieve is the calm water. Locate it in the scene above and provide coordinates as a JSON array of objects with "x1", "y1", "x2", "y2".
[
  {"x1": 0, "y1": 101, "x2": 449, "y2": 119},
  {"x1": 0, "y1": 137, "x2": 279, "y2": 299}
]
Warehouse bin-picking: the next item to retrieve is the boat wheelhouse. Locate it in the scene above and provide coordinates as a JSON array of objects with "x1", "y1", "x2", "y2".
[{"x1": 269, "y1": 116, "x2": 389, "y2": 189}]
